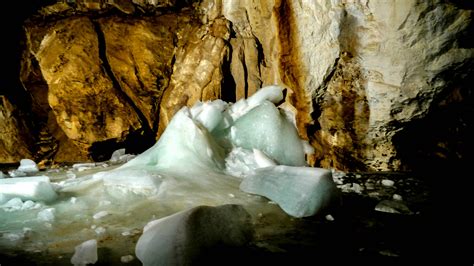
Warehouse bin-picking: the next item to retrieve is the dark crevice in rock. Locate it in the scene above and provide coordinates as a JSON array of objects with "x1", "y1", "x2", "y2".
[
  {"x1": 241, "y1": 47, "x2": 249, "y2": 99},
  {"x1": 90, "y1": 18, "x2": 155, "y2": 158},
  {"x1": 254, "y1": 36, "x2": 266, "y2": 69},
  {"x1": 221, "y1": 44, "x2": 236, "y2": 103}
]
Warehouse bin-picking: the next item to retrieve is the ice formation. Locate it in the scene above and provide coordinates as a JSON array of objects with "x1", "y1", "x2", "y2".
[
  {"x1": 240, "y1": 166, "x2": 339, "y2": 217},
  {"x1": 110, "y1": 148, "x2": 135, "y2": 164},
  {"x1": 135, "y1": 205, "x2": 253, "y2": 266},
  {"x1": 0, "y1": 85, "x2": 339, "y2": 263},
  {"x1": 0, "y1": 176, "x2": 57, "y2": 203},
  {"x1": 17, "y1": 159, "x2": 39, "y2": 174}
]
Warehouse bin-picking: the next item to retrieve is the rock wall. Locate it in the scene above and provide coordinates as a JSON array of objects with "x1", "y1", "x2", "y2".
[
  {"x1": 2, "y1": 0, "x2": 473, "y2": 172},
  {"x1": 214, "y1": 0, "x2": 474, "y2": 171},
  {"x1": 0, "y1": 97, "x2": 34, "y2": 163}
]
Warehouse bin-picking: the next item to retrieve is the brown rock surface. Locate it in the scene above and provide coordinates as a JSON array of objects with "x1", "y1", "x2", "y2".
[
  {"x1": 27, "y1": 17, "x2": 145, "y2": 159},
  {"x1": 99, "y1": 15, "x2": 180, "y2": 131},
  {"x1": 219, "y1": 0, "x2": 474, "y2": 171},
  {"x1": 5, "y1": 0, "x2": 473, "y2": 172},
  {"x1": 0, "y1": 96, "x2": 34, "y2": 163},
  {"x1": 158, "y1": 17, "x2": 231, "y2": 135}
]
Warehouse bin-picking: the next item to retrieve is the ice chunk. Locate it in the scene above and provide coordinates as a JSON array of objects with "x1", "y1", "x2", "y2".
[
  {"x1": 71, "y1": 239, "x2": 98, "y2": 266},
  {"x1": 193, "y1": 100, "x2": 228, "y2": 132},
  {"x1": 37, "y1": 208, "x2": 55, "y2": 222},
  {"x1": 93, "y1": 211, "x2": 109, "y2": 220},
  {"x1": 224, "y1": 147, "x2": 260, "y2": 177},
  {"x1": 110, "y1": 148, "x2": 126, "y2": 162},
  {"x1": 0, "y1": 176, "x2": 58, "y2": 203},
  {"x1": 246, "y1": 85, "x2": 284, "y2": 106},
  {"x1": 136, "y1": 205, "x2": 253, "y2": 266},
  {"x1": 119, "y1": 154, "x2": 135, "y2": 162},
  {"x1": 8, "y1": 169, "x2": 26, "y2": 177},
  {"x1": 228, "y1": 85, "x2": 284, "y2": 121},
  {"x1": 230, "y1": 101, "x2": 306, "y2": 166},
  {"x1": 18, "y1": 159, "x2": 39, "y2": 174},
  {"x1": 253, "y1": 149, "x2": 277, "y2": 168},
  {"x1": 2, "y1": 197, "x2": 24, "y2": 211},
  {"x1": 1, "y1": 198, "x2": 41, "y2": 212},
  {"x1": 21, "y1": 200, "x2": 36, "y2": 210},
  {"x1": 73, "y1": 162, "x2": 107, "y2": 172},
  {"x1": 0, "y1": 171, "x2": 5, "y2": 178},
  {"x1": 109, "y1": 149, "x2": 136, "y2": 164},
  {"x1": 240, "y1": 166, "x2": 339, "y2": 218}
]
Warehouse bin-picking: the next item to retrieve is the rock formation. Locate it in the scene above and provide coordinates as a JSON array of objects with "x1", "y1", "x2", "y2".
[
  {"x1": 1, "y1": 0, "x2": 472, "y2": 172},
  {"x1": 0, "y1": 97, "x2": 34, "y2": 163}
]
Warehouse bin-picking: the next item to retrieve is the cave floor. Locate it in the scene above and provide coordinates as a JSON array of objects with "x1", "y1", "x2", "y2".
[
  {"x1": 0, "y1": 165, "x2": 433, "y2": 265},
  {"x1": 244, "y1": 171, "x2": 434, "y2": 265}
]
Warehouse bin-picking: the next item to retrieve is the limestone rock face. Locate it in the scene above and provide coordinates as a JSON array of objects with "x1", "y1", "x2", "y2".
[
  {"x1": 25, "y1": 17, "x2": 148, "y2": 160},
  {"x1": 99, "y1": 15, "x2": 179, "y2": 131},
  {"x1": 0, "y1": 97, "x2": 34, "y2": 163},
  {"x1": 7, "y1": 0, "x2": 474, "y2": 172},
  {"x1": 312, "y1": 0, "x2": 474, "y2": 171},
  {"x1": 216, "y1": 0, "x2": 474, "y2": 171},
  {"x1": 158, "y1": 17, "x2": 231, "y2": 135}
]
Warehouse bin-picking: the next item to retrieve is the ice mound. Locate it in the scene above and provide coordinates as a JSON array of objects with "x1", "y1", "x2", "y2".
[
  {"x1": 136, "y1": 204, "x2": 253, "y2": 266},
  {"x1": 0, "y1": 176, "x2": 57, "y2": 203},
  {"x1": 108, "y1": 84, "x2": 337, "y2": 217},
  {"x1": 240, "y1": 166, "x2": 339, "y2": 218},
  {"x1": 0, "y1": 85, "x2": 339, "y2": 263},
  {"x1": 121, "y1": 107, "x2": 226, "y2": 172},
  {"x1": 120, "y1": 85, "x2": 302, "y2": 171}
]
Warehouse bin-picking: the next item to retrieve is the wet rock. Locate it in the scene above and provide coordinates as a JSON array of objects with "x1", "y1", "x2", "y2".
[
  {"x1": 392, "y1": 194, "x2": 403, "y2": 201},
  {"x1": 381, "y1": 179, "x2": 395, "y2": 187},
  {"x1": 375, "y1": 200, "x2": 412, "y2": 215}
]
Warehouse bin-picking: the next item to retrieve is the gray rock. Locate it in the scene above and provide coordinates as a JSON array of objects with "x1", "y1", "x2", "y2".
[{"x1": 375, "y1": 200, "x2": 412, "y2": 215}]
